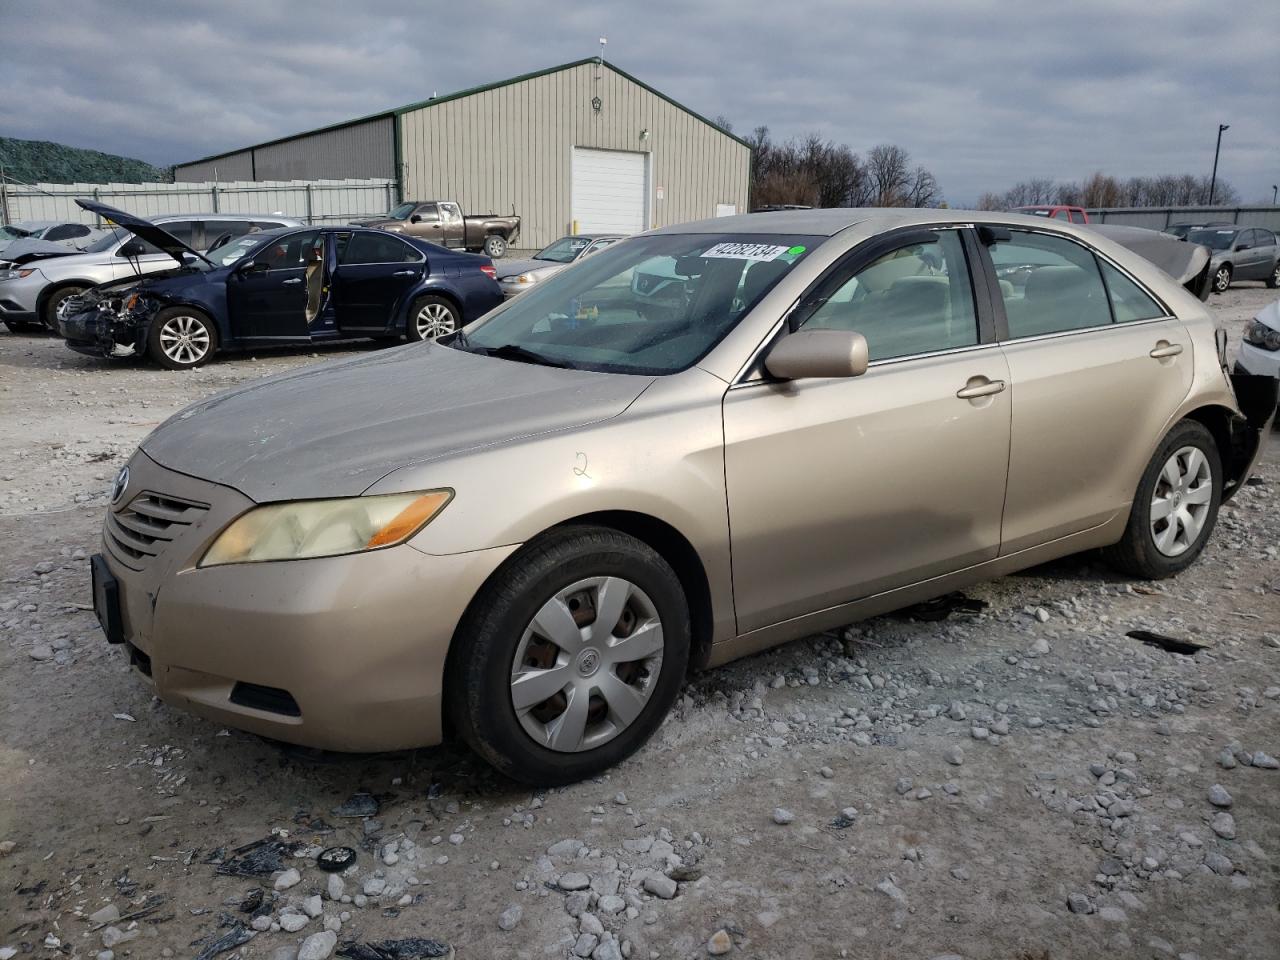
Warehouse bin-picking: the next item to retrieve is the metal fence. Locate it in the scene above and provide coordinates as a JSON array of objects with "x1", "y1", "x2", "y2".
[
  {"x1": 0, "y1": 178, "x2": 398, "y2": 227},
  {"x1": 1085, "y1": 205, "x2": 1280, "y2": 230}
]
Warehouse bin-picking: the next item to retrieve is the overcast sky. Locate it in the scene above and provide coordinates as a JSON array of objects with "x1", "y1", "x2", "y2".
[{"x1": 1, "y1": 0, "x2": 1275, "y2": 204}]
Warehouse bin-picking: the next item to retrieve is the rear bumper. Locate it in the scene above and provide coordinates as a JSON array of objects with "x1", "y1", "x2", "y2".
[
  {"x1": 1224, "y1": 368, "x2": 1278, "y2": 500},
  {"x1": 100, "y1": 451, "x2": 516, "y2": 752}
]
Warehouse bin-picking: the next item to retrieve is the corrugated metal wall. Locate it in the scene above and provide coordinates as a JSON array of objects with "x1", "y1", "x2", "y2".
[
  {"x1": 1086, "y1": 205, "x2": 1280, "y2": 230},
  {"x1": 174, "y1": 117, "x2": 395, "y2": 183},
  {"x1": 174, "y1": 150, "x2": 254, "y2": 182},
  {"x1": 1, "y1": 179, "x2": 397, "y2": 226},
  {"x1": 400, "y1": 63, "x2": 751, "y2": 248}
]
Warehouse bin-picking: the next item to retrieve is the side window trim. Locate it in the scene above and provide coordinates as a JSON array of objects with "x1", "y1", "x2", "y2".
[{"x1": 341, "y1": 231, "x2": 425, "y2": 266}]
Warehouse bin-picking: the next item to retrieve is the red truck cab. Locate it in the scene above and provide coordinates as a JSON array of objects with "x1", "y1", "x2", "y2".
[{"x1": 1013, "y1": 205, "x2": 1090, "y2": 224}]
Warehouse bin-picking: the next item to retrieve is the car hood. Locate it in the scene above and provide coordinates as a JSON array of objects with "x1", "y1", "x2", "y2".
[
  {"x1": 141, "y1": 342, "x2": 655, "y2": 502},
  {"x1": 1254, "y1": 299, "x2": 1280, "y2": 333},
  {"x1": 495, "y1": 258, "x2": 563, "y2": 279},
  {"x1": 75, "y1": 198, "x2": 211, "y2": 267}
]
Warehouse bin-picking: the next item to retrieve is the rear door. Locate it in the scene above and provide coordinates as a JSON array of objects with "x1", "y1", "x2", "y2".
[
  {"x1": 723, "y1": 227, "x2": 1011, "y2": 631},
  {"x1": 978, "y1": 228, "x2": 1193, "y2": 553},
  {"x1": 226, "y1": 229, "x2": 320, "y2": 340},
  {"x1": 331, "y1": 231, "x2": 425, "y2": 332}
]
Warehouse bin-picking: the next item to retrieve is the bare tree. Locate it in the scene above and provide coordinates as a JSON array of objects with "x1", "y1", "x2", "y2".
[{"x1": 985, "y1": 171, "x2": 1240, "y2": 209}]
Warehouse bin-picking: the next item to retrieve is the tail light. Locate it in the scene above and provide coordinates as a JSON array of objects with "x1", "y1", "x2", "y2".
[{"x1": 479, "y1": 264, "x2": 496, "y2": 280}]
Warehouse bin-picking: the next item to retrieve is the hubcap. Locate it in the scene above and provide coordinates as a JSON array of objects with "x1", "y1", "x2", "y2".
[
  {"x1": 159, "y1": 315, "x2": 211, "y2": 365},
  {"x1": 415, "y1": 302, "x2": 456, "y2": 339},
  {"x1": 1215, "y1": 268, "x2": 1230, "y2": 290},
  {"x1": 509, "y1": 576, "x2": 664, "y2": 753},
  {"x1": 1150, "y1": 445, "x2": 1213, "y2": 557}
]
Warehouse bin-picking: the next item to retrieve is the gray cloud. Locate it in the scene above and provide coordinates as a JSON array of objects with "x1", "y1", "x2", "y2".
[{"x1": 1, "y1": 0, "x2": 1275, "y2": 203}]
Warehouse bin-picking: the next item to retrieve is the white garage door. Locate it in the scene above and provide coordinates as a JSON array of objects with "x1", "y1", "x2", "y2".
[{"x1": 572, "y1": 148, "x2": 648, "y2": 235}]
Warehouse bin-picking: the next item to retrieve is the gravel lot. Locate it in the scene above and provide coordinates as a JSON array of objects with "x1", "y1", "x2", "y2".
[{"x1": 2, "y1": 285, "x2": 1278, "y2": 960}]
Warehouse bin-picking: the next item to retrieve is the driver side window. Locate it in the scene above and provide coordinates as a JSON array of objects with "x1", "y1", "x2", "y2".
[
  {"x1": 414, "y1": 204, "x2": 439, "y2": 223},
  {"x1": 258, "y1": 231, "x2": 322, "y2": 270},
  {"x1": 800, "y1": 230, "x2": 979, "y2": 362}
]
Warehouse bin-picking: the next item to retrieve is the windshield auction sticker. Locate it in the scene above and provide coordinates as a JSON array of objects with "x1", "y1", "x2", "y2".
[{"x1": 701, "y1": 242, "x2": 792, "y2": 261}]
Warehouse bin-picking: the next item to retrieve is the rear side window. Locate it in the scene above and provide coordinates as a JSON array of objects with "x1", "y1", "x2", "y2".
[
  {"x1": 341, "y1": 232, "x2": 421, "y2": 264},
  {"x1": 158, "y1": 220, "x2": 197, "y2": 247},
  {"x1": 45, "y1": 224, "x2": 90, "y2": 241},
  {"x1": 1052, "y1": 209, "x2": 1070, "y2": 221},
  {"x1": 1069, "y1": 210, "x2": 1087, "y2": 224},
  {"x1": 1099, "y1": 260, "x2": 1165, "y2": 323},
  {"x1": 800, "y1": 230, "x2": 979, "y2": 362},
  {"x1": 202, "y1": 220, "x2": 256, "y2": 249},
  {"x1": 990, "y1": 231, "x2": 1111, "y2": 338},
  {"x1": 1255, "y1": 229, "x2": 1275, "y2": 247}
]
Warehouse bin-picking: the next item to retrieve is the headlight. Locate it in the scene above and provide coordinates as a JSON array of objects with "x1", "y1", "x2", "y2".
[
  {"x1": 199, "y1": 489, "x2": 453, "y2": 567},
  {"x1": 1244, "y1": 319, "x2": 1280, "y2": 351},
  {"x1": 512, "y1": 273, "x2": 537, "y2": 284},
  {"x1": 1, "y1": 268, "x2": 35, "y2": 280}
]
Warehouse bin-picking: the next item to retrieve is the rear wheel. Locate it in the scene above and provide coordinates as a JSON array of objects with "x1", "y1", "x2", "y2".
[
  {"x1": 1267, "y1": 262, "x2": 1280, "y2": 289},
  {"x1": 43, "y1": 285, "x2": 88, "y2": 328},
  {"x1": 407, "y1": 295, "x2": 459, "y2": 341},
  {"x1": 1212, "y1": 263, "x2": 1232, "y2": 294},
  {"x1": 483, "y1": 234, "x2": 508, "y2": 259},
  {"x1": 147, "y1": 307, "x2": 217, "y2": 369},
  {"x1": 447, "y1": 526, "x2": 690, "y2": 785},
  {"x1": 1103, "y1": 420, "x2": 1221, "y2": 579}
]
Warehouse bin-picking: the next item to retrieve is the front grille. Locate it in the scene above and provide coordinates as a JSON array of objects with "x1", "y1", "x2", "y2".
[{"x1": 105, "y1": 491, "x2": 210, "y2": 570}]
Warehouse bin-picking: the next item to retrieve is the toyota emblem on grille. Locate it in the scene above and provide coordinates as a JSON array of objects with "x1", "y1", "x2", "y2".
[{"x1": 110, "y1": 466, "x2": 130, "y2": 505}]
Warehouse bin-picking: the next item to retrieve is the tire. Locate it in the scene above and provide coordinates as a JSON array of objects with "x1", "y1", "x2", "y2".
[
  {"x1": 483, "y1": 234, "x2": 508, "y2": 259},
  {"x1": 43, "y1": 285, "x2": 88, "y2": 328},
  {"x1": 146, "y1": 307, "x2": 218, "y2": 369},
  {"x1": 1266, "y1": 261, "x2": 1280, "y2": 289},
  {"x1": 1102, "y1": 420, "x2": 1222, "y2": 579},
  {"x1": 447, "y1": 526, "x2": 691, "y2": 786},
  {"x1": 1212, "y1": 263, "x2": 1232, "y2": 294},
  {"x1": 406, "y1": 295, "x2": 460, "y2": 342}
]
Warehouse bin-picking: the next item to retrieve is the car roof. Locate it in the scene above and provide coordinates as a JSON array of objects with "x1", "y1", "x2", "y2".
[{"x1": 652, "y1": 207, "x2": 1099, "y2": 238}]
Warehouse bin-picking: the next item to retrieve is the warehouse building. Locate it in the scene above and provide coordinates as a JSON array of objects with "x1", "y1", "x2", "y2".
[{"x1": 174, "y1": 59, "x2": 752, "y2": 249}]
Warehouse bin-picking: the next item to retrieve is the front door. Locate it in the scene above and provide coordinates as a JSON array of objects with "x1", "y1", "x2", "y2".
[
  {"x1": 981, "y1": 228, "x2": 1194, "y2": 553},
  {"x1": 226, "y1": 229, "x2": 320, "y2": 341},
  {"x1": 723, "y1": 228, "x2": 1011, "y2": 632},
  {"x1": 330, "y1": 231, "x2": 425, "y2": 332},
  {"x1": 437, "y1": 203, "x2": 466, "y2": 248}
]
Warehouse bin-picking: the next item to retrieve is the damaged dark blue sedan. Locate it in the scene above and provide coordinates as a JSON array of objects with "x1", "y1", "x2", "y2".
[{"x1": 57, "y1": 200, "x2": 504, "y2": 369}]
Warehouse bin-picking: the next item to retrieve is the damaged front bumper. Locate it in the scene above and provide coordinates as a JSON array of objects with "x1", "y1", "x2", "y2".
[{"x1": 57, "y1": 302, "x2": 146, "y2": 358}]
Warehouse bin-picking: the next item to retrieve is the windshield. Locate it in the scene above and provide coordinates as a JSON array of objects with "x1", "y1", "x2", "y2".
[
  {"x1": 458, "y1": 233, "x2": 821, "y2": 375},
  {"x1": 1, "y1": 225, "x2": 33, "y2": 240},
  {"x1": 1187, "y1": 228, "x2": 1238, "y2": 251},
  {"x1": 384, "y1": 202, "x2": 416, "y2": 221},
  {"x1": 204, "y1": 232, "x2": 279, "y2": 267},
  {"x1": 535, "y1": 236, "x2": 593, "y2": 263}
]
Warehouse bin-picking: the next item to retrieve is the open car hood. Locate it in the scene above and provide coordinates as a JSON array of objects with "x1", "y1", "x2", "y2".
[
  {"x1": 1087, "y1": 224, "x2": 1213, "y2": 300},
  {"x1": 74, "y1": 198, "x2": 211, "y2": 268}
]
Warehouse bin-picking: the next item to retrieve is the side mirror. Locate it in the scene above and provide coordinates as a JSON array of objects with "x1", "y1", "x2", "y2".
[
  {"x1": 118, "y1": 240, "x2": 147, "y2": 258},
  {"x1": 410, "y1": 214, "x2": 422, "y2": 224},
  {"x1": 1235, "y1": 242, "x2": 1250, "y2": 251},
  {"x1": 765, "y1": 329, "x2": 869, "y2": 380},
  {"x1": 239, "y1": 260, "x2": 269, "y2": 276}
]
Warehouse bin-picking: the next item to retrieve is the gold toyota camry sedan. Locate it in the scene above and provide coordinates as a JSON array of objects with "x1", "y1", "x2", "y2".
[{"x1": 91, "y1": 210, "x2": 1276, "y2": 784}]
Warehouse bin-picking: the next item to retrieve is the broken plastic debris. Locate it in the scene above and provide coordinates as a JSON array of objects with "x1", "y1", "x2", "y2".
[
  {"x1": 1125, "y1": 630, "x2": 1207, "y2": 656},
  {"x1": 214, "y1": 836, "x2": 295, "y2": 878},
  {"x1": 336, "y1": 938, "x2": 454, "y2": 959},
  {"x1": 193, "y1": 922, "x2": 253, "y2": 960},
  {"x1": 903, "y1": 591, "x2": 988, "y2": 622},
  {"x1": 317, "y1": 846, "x2": 357, "y2": 872},
  {"x1": 112, "y1": 713, "x2": 136, "y2": 722}
]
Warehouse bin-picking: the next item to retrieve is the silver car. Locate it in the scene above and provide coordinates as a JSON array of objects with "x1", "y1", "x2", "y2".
[
  {"x1": 0, "y1": 212, "x2": 302, "y2": 332},
  {"x1": 497, "y1": 234, "x2": 623, "y2": 298},
  {"x1": 0, "y1": 220, "x2": 108, "y2": 257},
  {"x1": 1187, "y1": 226, "x2": 1280, "y2": 293}
]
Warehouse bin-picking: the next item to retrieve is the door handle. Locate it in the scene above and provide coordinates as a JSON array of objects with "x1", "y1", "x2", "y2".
[
  {"x1": 1149, "y1": 342, "x2": 1183, "y2": 359},
  {"x1": 392, "y1": 269, "x2": 416, "y2": 277},
  {"x1": 956, "y1": 379, "x2": 1006, "y2": 400},
  {"x1": 281, "y1": 278, "x2": 302, "y2": 285}
]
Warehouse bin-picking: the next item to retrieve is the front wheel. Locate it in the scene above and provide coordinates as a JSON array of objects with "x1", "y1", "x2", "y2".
[
  {"x1": 1103, "y1": 419, "x2": 1222, "y2": 579},
  {"x1": 147, "y1": 308, "x2": 218, "y2": 369},
  {"x1": 1212, "y1": 264, "x2": 1232, "y2": 294},
  {"x1": 483, "y1": 234, "x2": 508, "y2": 259},
  {"x1": 407, "y1": 295, "x2": 460, "y2": 341},
  {"x1": 447, "y1": 526, "x2": 690, "y2": 785},
  {"x1": 44, "y1": 285, "x2": 88, "y2": 328},
  {"x1": 1266, "y1": 262, "x2": 1280, "y2": 289}
]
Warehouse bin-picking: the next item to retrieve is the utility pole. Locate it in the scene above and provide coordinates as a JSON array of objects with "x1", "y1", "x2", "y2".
[
  {"x1": 1208, "y1": 124, "x2": 1229, "y2": 205},
  {"x1": 0, "y1": 164, "x2": 9, "y2": 227}
]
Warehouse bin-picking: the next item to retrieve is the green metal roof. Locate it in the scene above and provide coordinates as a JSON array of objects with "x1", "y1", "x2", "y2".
[{"x1": 176, "y1": 58, "x2": 750, "y2": 169}]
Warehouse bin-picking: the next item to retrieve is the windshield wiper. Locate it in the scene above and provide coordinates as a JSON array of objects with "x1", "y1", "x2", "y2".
[{"x1": 472, "y1": 343, "x2": 573, "y2": 369}]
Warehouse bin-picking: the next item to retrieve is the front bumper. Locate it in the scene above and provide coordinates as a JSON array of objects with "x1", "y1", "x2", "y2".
[
  {"x1": 58, "y1": 305, "x2": 145, "y2": 358},
  {"x1": 1236, "y1": 340, "x2": 1280, "y2": 381},
  {"x1": 98, "y1": 450, "x2": 516, "y2": 752},
  {"x1": 0, "y1": 269, "x2": 47, "y2": 316},
  {"x1": 498, "y1": 278, "x2": 534, "y2": 298}
]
